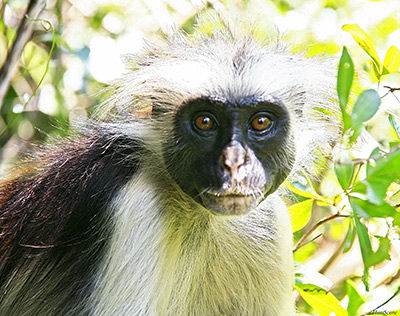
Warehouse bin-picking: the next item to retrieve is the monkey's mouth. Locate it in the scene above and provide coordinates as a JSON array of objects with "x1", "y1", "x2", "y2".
[{"x1": 200, "y1": 191, "x2": 264, "y2": 216}]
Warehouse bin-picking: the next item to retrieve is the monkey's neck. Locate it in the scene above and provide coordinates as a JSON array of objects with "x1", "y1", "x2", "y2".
[{"x1": 88, "y1": 168, "x2": 294, "y2": 316}]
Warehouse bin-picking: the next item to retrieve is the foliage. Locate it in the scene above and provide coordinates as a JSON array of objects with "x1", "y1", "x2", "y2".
[
  {"x1": 1, "y1": 0, "x2": 400, "y2": 315},
  {"x1": 292, "y1": 24, "x2": 400, "y2": 315}
]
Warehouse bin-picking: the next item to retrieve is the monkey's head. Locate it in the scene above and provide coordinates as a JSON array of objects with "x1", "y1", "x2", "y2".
[
  {"x1": 162, "y1": 94, "x2": 295, "y2": 216},
  {"x1": 105, "y1": 25, "x2": 340, "y2": 216}
]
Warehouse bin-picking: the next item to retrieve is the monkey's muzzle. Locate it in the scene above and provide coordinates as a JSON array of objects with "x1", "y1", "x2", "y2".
[{"x1": 200, "y1": 192, "x2": 263, "y2": 216}]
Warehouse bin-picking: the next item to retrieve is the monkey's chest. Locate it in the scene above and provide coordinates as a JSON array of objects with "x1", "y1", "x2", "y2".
[{"x1": 154, "y1": 218, "x2": 292, "y2": 316}]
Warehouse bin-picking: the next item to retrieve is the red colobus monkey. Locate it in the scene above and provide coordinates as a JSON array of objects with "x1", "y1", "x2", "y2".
[{"x1": 0, "y1": 20, "x2": 341, "y2": 315}]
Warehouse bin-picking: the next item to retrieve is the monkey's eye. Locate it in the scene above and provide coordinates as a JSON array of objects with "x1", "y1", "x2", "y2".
[
  {"x1": 250, "y1": 114, "x2": 272, "y2": 132},
  {"x1": 193, "y1": 114, "x2": 216, "y2": 132}
]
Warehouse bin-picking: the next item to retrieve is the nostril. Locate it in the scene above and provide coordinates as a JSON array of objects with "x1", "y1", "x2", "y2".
[
  {"x1": 220, "y1": 140, "x2": 247, "y2": 175},
  {"x1": 224, "y1": 155, "x2": 245, "y2": 171}
]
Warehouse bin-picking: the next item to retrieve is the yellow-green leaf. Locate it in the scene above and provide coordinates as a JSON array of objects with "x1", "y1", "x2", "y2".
[
  {"x1": 296, "y1": 284, "x2": 348, "y2": 316},
  {"x1": 288, "y1": 199, "x2": 313, "y2": 232},
  {"x1": 367, "y1": 59, "x2": 381, "y2": 80},
  {"x1": 343, "y1": 24, "x2": 381, "y2": 69},
  {"x1": 285, "y1": 180, "x2": 317, "y2": 198},
  {"x1": 346, "y1": 280, "x2": 365, "y2": 316},
  {"x1": 382, "y1": 46, "x2": 400, "y2": 75}
]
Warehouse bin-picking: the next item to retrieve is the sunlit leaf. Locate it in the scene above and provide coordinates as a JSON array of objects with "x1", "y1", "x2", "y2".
[
  {"x1": 21, "y1": 41, "x2": 50, "y2": 84},
  {"x1": 350, "y1": 197, "x2": 397, "y2": 218},
  {"x1": 351, "y1": 89, "x2": 381, "y2": 127},
  {"x1": 365, "y1": 178, "x2": 391, "y2": 205},
  {"x1": 346, "y1": 280, "x2": 365, "y2": 316},
  {"x1": 335, "y1": 155, "x2": 354, "y2": 190},
  {"x1": 315, "y1": 199, "x2": 333, "y2": 207},
  {"x1": 333, "y1": 194, "x2": 343, "y2": 206},
  {"x1": 287, "y1": 178, "x2": 317, "y2": 198},
  {"x1": 289, "y1": 199, "x2": 314, "y2": 232},
  {"x1": 382, "y1": 46, "x2": 400, "y2": 75},
  {"x1": 295, "y1": 283, "x2": 348, "y2": 316},
  {"x1": 343, "y1": 220, "x2": 355, "y2": 253},
  {"x1": 352, "y1": 210, "x2": 372, "y2": 290},
  {"x1": 363, "y1": 150, "x2": 400, "y2": 204},
  {"x1": 349, "y1": 125, "x2": 364, "y2": 143},
  {"x1": 367, "y1": 235, "x2": 390, "y2": 266},
  {"x1": 337, "y1": 47, "x2": 354, "y2": 125},
  {"x1": 342, "y1": 24, "x2": 381, "y2": 69},
  {"x1": 367, "y1": 150, "x2": 400, "y2": 179},
  {"x1": 388, "y1": 114, "x2": 400, "y2": 139},
  {"x1": 367, "y1": 59, "x2": 382, "y2": 80}
]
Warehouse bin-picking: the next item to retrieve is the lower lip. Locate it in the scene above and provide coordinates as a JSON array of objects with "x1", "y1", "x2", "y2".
[{"x1": 202, "y1": 193, "x2": 260, "y2": 216}]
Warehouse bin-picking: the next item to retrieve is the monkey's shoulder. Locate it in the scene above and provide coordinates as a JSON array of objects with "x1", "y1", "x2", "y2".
[
  {"x1": 0, "y1": 128, "x2": 143, "y2": 311},
  {"x1": 0, "y1": 128, "x2": 142, "y2": 257}
]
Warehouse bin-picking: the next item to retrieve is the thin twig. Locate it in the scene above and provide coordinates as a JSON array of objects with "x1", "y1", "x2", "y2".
[
  {"x1": 0, "y1": 16, "x2": 55, "y2": 137},
  {"x1": 383, "y1": 85, "x2": 400, "y2": 104},
  {"x1": 337, "y1": 144, "x2": 400, "y2": 166},
  {"x1": 0, "y1": 0, "x2": 45, "y2": 108},
  {"x1": 293, "y1": 213, "x2": 350, "y2": 252}
]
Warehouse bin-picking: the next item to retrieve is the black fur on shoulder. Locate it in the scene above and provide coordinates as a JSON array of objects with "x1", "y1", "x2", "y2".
[{"x1": 0, "y1": 124, "x2": 141, "y2": 315}]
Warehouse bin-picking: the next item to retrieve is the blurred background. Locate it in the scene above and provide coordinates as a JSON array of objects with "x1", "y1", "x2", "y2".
[{"x1": 1, "y1": 0, "x2": 400, "y2": 315}]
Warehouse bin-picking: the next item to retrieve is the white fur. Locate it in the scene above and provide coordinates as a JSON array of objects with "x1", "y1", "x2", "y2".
[{"x1": 86, "y1": 164, "x2": 294, "y2": 316}]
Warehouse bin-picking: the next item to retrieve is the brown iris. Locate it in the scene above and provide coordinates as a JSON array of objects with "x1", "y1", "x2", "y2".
[
  {"x1": 194, "y1": 115, "x2": 214, "y2": 131},
  {"x1": 251, "y1": 115, "x2": 272, "y2": 132}
]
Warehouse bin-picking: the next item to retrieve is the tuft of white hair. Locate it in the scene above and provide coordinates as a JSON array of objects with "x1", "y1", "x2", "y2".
[{"x1": 98, "y1": 19, "x2": 341, "y2": 182}]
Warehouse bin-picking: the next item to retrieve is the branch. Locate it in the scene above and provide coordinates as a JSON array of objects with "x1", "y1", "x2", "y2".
[
  {"x1": 0, "y1": 0, "x2": 45, "y2": 108},
  {"x1": 293, "y1": 212, "x2": 350, "y2": 252}
]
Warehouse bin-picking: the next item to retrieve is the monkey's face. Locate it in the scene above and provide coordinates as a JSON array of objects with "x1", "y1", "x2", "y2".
[{"x1": 163, "y1": 95, "x2": 295, "y2": 216}]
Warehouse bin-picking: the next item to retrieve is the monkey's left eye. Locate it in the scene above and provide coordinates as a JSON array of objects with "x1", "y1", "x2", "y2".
[
  {"x1": 193, "y1": 114, "x2": 216, "y2": 132},
  {"x1": 250, "y1": 114, "x2": 272, "y2": 132}
]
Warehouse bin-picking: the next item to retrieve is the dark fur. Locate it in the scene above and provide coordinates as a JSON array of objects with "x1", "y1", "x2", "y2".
[{"x1": 0, "y1": 125, "x2": 141, "y2": 315}]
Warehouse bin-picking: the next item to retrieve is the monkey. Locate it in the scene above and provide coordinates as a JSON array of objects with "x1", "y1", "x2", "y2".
[{"x1": 0, "y1": 21, "x2": 341, "y2": 316}]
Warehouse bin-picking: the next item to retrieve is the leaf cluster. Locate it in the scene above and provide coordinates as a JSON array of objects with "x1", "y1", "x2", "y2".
[{"x1": 291, "y1": 25, "x2": 400, "y2": 315}]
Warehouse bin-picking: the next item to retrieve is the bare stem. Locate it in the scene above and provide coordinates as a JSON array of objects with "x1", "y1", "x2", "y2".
[
  {"x1": 293, "y1": 212, "x2": 350, "y2": 252},
  {"x1": 0, "y1": 0, "x2": 45, "y2": 108}
]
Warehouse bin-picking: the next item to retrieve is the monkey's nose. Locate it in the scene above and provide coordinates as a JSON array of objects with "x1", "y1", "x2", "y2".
[{"x1": 220, "y1": 140, "x2": 247, "y2": 179}]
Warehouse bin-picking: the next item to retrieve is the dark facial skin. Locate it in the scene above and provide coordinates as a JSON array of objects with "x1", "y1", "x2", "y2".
[{"x1": 163, "y1": 95, "x2": 295, "y2": 216}]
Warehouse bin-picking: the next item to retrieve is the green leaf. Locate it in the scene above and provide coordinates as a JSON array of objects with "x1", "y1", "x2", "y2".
[
  {"x1": 346, "y1": 280, "x2": 365, "y2": 316},
  {"x1": 287, "y1": 181, "x2": 316, "y2": 198},
  {"x1": 394, "y1": 211, "x2": 400, "y2": 226},
  {"x1": 288, "y1": 199, "x2": 314, "y2": 232},
  {"x1": 382, "y1": 46, "x2": 400, "y2": 75},
  {"x1": 389, "y1": 114, "x2": 400, "y2": 139},
  {"x1": 351, "y1": 209, "x2": 391, "y2": 290},
  {"x1": 337, "y1": 47, "x2": 354, "y2": 124},
  {"x1": 342, "y1": 24, "x2": 381, "y2": 70},
  {"x1": 349, "y1": 124, "x2": 364, "y2": 143},
  {"x1": 364, "y1": 150, "x2": 400, "y2": 204},
  {"x1": 352, "y1": 210, "x2": 372, "y2": 290},
  {"x1": 352, "y1": 181, "x2": 367, "y2": 195},
  {"x1": 350, "y1": 197, "x2": 397, "y2": 218},
  {"x1": 367, "y1": 235, "x2": 390, "y2": 266},
  {"x1": 334, "y1": 155, "x2": 354, "y2": 190},
  {"x1": 295, "y1": 283, "x2": 348, "y2": 316},
  {"x1": 343, "y1": 220, "x2": 355, "y2": 253},
  {"x1": 351, "y1": 89, "x2": 381, "y2": 127},
  {"x1": 367, "y1": 59, "x2": 382, "y2": 80},
  {"x1": 365, "y1": 177, "x2": 391, "y2": 205},
  {"x1": 367, "y1": 149, "x2": 400, "y2": 179}
]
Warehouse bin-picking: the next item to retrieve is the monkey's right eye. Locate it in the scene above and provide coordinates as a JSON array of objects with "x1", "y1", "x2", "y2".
[{"x1": 193, "y1": 114, "x2": 216, "y2": 132}]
